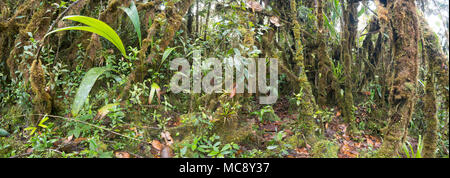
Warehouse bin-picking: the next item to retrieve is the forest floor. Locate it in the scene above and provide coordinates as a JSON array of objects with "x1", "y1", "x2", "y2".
[{"x1": 0, "y1": 95, "x2": 436, "y2": 158}]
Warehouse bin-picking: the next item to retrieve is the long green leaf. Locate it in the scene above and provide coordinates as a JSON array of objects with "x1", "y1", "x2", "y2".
[
  {"x1": 48, "y1": 26, "x2": 121, "y2": 50},
  {"x1": 72, "y1": 67, "x2": 111, "y2": 116},
  {"x1": 402, "y1": 143, "x2": 410, "y2": 158},
  {"x1": 46, "y1": 15, "x2": 128, "y2": 58},
  {"x1": 0, "y1": 128, "x2": 10, "y2": 137},
  {"x1": 159, "y1": 47, "x2": 176, "y2": 69},
  {"x1": 120, "y1": 1, "x2": 142, "y2": 47}
]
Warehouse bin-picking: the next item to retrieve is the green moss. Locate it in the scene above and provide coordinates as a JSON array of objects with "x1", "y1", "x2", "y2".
[
  {"x1": 213, "y1": 119, "x2": 255, "y2": 144},
  {"x1": 285, "y1": 133, "x2": 305, "y2": 148},
  {"x1": 311, "y1": 140, "x2": 339, "y2": 158},
  {"x1": 30, "y1": 59, "x2": 52, "y2": 125}
]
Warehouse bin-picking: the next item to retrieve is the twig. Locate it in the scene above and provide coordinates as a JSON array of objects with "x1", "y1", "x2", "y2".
[{"x1": 362, "y1": 1, "x2": 378, "y2": 17}]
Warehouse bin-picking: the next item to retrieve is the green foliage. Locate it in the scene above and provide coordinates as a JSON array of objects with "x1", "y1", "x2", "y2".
[
  {"x1": 331, "y1": 60, "x2": 344, "y2": 83},
  {"x1": 159, "y1": 47, "x2": 176, "y2": 70},
  {"x1": 401, "y1": 135, "x2": 424, "y2": 158},
  {"x1": 24, "y1": 115, "x2": 50, "y2": 136},
  {"x1": 80, "y1": 136, "x2": 114, "y2": 158},
  {"x1": 216, "y1": 101, "x2": 240, "y2": 122},
  {"x1": 265, "y1": 131, "x2": 293, "y2": 157},
  {"x1": 71, "y1": 67, "x2": 111, "y2": 116},
  {"x1": 46, "y1": 15, "x2": 129, "y2": 58},
  {"x1": 178, "y1": 134, "x2": 240, "y2": 158},
  {"x1": 0, "y1": 128, "x2": 10, "y2": 137},
  {"x1": 251, "y1": 106, "x2": 279, "y2": 123},
  {"x1": 120, "y1": 1, "x2": 142, "y2": 47}
]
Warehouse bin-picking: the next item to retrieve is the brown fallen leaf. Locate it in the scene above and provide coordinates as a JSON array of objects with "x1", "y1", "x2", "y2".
[
  {"x1": 296, "y1": 147, "x2": 309, "y2": 155},
  {"x1": 26, "y1": 148, "x2": 34, "y2": 154},
  {"x1": 336, "y1": 111, "x2": 341, "y2": 117},
  {"x1": 161, "y1": 131, "x2": 174, "y2": 146},
  {"x1": 246, "y1": 0, "x2": 263, "y2": 12},
  {"x1": 152, "y1": 140, "x2": 163, "y2": 151},
  {"x1": 340, "y1": 144, "x2": 357, "y2": 158},
  {"x1": 366, "y1": 136, "x2": 374, "y2": 146},
  {"x1": 270, "y1": 16, "x2": 281, "y2": 27},
  {"x1": 115, "y1": 151, "x2": 131, "y2": 158},
  {"x1": 74, "y1": 137, "x2": 87, "y2": 143},
  {"x1": 284, "y1": 129, "x2": 293, "y2": 136}
]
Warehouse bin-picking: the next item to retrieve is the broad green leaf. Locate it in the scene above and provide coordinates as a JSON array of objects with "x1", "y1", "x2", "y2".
[
  {"x1": 191, "y1": 144, "x2": 197, "y2": 151},
  {"x1": 208, "y1": 151, "x2": 219, "y2": 157},
  {"x1": 120, "y1": 1, "x2": 142, "y2": 47},
  {"x1": 46, "y1": 15, "x2": 128, "y2": 58},
  {"x1": 0, "y1": 128, "x2": 10, "y2": 137},
  {"x1": 72, "y1": 67, "x2": 111, "y2": 116},
  {"x1": 221, "y1": 144, "x2": 231, "y2": 152}
]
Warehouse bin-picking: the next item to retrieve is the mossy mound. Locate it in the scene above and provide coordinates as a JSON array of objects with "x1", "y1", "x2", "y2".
[{"x1": 311, "y1": 140, "x2": 339, "y2": 158}]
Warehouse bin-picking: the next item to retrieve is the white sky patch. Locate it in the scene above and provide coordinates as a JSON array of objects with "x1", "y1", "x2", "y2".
[{"x1": 356, "y1": 1, "x2": 447, "y2": 38}]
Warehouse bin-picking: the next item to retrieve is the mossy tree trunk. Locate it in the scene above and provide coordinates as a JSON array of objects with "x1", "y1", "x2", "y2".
[
  {"x1": 340, "y1": 0, "x2": 359, "y2": 133},
  {"x1": 316, "y1": 0, "x2": 343, "y2": 107},
  {"x1": 420, "y1": 15, "x2": 447, "y2": 158},
  {"x1": 290, "y1": 0, "x2": 317, "y2": 140},
  {"x1": 377, "y1": 0, "x2": 420, "y2": 158}
]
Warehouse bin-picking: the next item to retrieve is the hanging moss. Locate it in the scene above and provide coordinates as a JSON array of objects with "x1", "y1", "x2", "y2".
[
  {"x1": 3, "y1": 0, "x2": 40, "y2": 79},
  {"x1": 29, "y1": 59, "x2": 52, "y2": 125}
]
